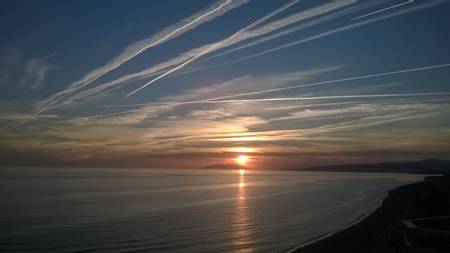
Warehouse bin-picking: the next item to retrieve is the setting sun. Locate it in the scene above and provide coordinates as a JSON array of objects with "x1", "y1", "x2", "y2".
[{"x1": 234, "y1": 155, "x2": 249, "y2": 166}]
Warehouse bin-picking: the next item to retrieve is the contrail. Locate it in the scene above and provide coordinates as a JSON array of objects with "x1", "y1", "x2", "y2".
[
  {"x1": 77, "y1": 91, "x2": 450, "y2": 123},
  {"x1": 173, "y1": 92, "x2": 450, "y2": 104},
  {"x1": 37, "y1": 0, "x2": 358, "y2": 107},
  {"x1": 202, "y1": 0, "x2": 387, "y2": 61},
  {"x1": 264, "y1": 101, "x2": 356, "y2": 111},
  {"x1": 125, "y1": 0, "x2": 362, "y2": 97},
  {"x1": 351, "y1": 0, "x2": 414, "y2": 20},
  {"x1": 66, "y1": 0, "x2": 356, "y2": 103},
  {"x1": 34, "y1": 0, "x2": 248, "y2": 113},
  {"x1": 107, "y1": 92, "x2": 450, "y2": 108},
  {"x1": 94, "y1": 63, "x2": 450, "y2": 116},
  {"x1": 125, "y1": 0, "x2": 300, "y2": 97},
  {"x1": 41, "y1": 62, "x2": 450, "y2": 125},
  {"x1": 182, "y1": 0, "x2": 446, "y2": 75},
  {"x1": 0, "y1": 119, "x2": 28, "y2": 136}
]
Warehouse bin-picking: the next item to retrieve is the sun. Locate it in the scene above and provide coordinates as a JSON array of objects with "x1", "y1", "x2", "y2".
[{"x1": 234, "y1": 155, "x2": 249, "y2": 166}]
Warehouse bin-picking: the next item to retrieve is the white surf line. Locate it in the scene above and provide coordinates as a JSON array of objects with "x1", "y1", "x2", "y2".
[
  {"x1": 182, "y1": 0, "x2": 446, "y2": 75},
  {"x1": 351, "y1": 0, "x2": 414, "y2": 20},
  {"x1": 34, "y1": 0, "x2": 248, "y2": 114},
  {"x1": 125, "y1": 0, "x2": 300, "y2": 98}
]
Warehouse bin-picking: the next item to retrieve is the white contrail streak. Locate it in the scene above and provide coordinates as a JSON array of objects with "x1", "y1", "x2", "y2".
[
  {"x1": 35, "y1": 0, "x2": 248, "y2": 113},
  {"x1": 176, "y1": 92, "x2": 450, "y2": 104},
  {"x1": 108, "y1": 92, "x2": 450, "y2": 108},
  {"x1": 125, "y1": 0, "x2": 364, "y2": 97},
  {"x1": 351, "y1": 0, "x2": 414, "y2": 20},
  {"x1": 185, "y1": 0, "x2": 446, "y2": 74},
  {"x1": 69, "y1": 0, "x2": 356, "y2": 103},
  {"x1": 202, "y1": 0, "x2": 386, "y2": 61},
  {"x1": 0, "y1": 120, "x2": 28, "y2": 136},
  {"x1": 91, "y1": 63, "x2": 450, "y2": 118},
  {"x1": 44, "y1": 61, "x2": 450, "y2": 125},
  {"x1": 125, "y1": 0, "x2": 300, "y2": 97},
  {"x1": 78, "y1": 91, "x2": 450, "y2": 123},
  {"x1": 37, "y1": 0, "x2": 358, "y2": 107}
]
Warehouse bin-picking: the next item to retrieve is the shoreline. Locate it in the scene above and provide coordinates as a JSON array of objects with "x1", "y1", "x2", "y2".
[
  {"x1": 289, "y1": 182, "x2": 423, "y2": 253},
  {"x1": 286, "y1": 194, "x2": 386, "y2": 253}
]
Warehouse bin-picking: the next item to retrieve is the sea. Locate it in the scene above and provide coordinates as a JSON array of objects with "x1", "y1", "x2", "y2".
[{"x1": 0, "y1": 167, "x2": 423, "y2": 253}]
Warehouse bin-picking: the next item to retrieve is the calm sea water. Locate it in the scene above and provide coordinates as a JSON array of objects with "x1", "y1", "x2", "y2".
[{"x1": 0, "y1": 167, "x2": 423, "y2": 253}]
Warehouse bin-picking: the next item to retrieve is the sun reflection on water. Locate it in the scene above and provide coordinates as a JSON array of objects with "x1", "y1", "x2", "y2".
[{"x1": 232, "y1": 169, "x2": 253, "y2": 252}]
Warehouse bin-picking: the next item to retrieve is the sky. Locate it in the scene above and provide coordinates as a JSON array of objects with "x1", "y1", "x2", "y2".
[{"x1": 1, "y1": 0, "x2": 450, "y2": 169}]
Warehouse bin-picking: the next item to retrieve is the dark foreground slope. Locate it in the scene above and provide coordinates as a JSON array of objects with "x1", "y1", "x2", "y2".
[
  {"x1": 291, "y1": 183, "x2": 422, "y2": 253},
  {"x1": 292, "y1": 176, "x2": 450, "y2": 253}
]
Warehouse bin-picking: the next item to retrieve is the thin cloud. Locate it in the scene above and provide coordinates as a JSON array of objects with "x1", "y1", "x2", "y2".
[
  {"x1": 125, "y1": 0, "x2": 301, "y2": 97},
  {"x1": 39, "y1": 0, "x2": 357, "y2": 106},
  {"x1": 35, "y1": 0, "x2": 249, "y2": 113},
  {"x1": 201, "y1": 0, "x2": 386, "y2": 61},
  {"x1": 4, "y1": 1, "x2": 448, "y2": 135},
  {"x1": 16, "y1": 56, "x2": 57, "y2": 90},
  {"x1": 102, "y1": 63, "x2": 450, "y2": 111},
  {"x1": 268, "y1": 103, "x2": 447, "y2": 122},
  {"x1": 74, "y1": 92, "x2": 450, "y2": 127},
  {"x1": 53, "y1": 66, "x2": 341, "y2": 126},
  {"x1": 50, "y1": 62, "x2": 445, "y2": 129},
  {"x1": 188, "y1": 0, "x2": 447, "y2": 74},
  {"x1": 351, "y1": 0, "x2": 414, "y2": 20},
  {"x1": 103, "y1": 93, "x2": 450, "y2": 108}
]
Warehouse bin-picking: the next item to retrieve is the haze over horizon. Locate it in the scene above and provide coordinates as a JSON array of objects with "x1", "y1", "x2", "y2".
[{"x1": 1, "y1": 0, "x2": 450, "y2": 169}]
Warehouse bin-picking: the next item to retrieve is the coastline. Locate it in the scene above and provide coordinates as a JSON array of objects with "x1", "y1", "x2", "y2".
[{"x1": 289, "y1": 182, "x2": 423, "y2": 253}]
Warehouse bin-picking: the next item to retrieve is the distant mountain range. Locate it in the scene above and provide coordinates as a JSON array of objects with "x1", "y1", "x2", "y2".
[
  {"x1": 204, "y1": 159, "x2": 450, "y2": 174},
  {"x1": 296, "y1": 159, "x2": 450, "y2": 174}
]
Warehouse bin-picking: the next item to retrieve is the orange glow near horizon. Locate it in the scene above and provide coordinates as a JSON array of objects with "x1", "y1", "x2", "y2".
[
  {"x1": 239, "y1": 169, "x2": 245, "y2": 175},
  {"x1": 234, "y1": 155, "x2": 249, "y2": 166},
  {"x1": 229, "y1": 147, "x2": 255, "y2": 153}
]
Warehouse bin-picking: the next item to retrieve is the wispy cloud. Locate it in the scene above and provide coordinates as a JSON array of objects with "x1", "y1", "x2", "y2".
[
  {"x1": 35, "y1": 0, "x2": 249, "y2": 113},
  {"x1": 351, "y1": 0, "x2": 414, "y2": 20},
  {"x1": 201, "y1": 0, "x2": 385, "y2": 62},
  {"x1": 0, "y1": 47, "x2": 57, "y2": 90},
  {"x1": 35, "y1": 0, "x2": 360, "y2": 108},
  {"x1": 5, "y1": 62, "x2": 446, "y2": 136},
  {"x1": 17, "y1": 56, "x2": 58, "y2": 90},
  {"x1": 74, "y1": 66, "x2": 343, "y2": 121},
  {"x1": 2, "y1": 0, "x2": 450, "y2": 167},
  {"x1": 100, "y1": 63, "x2": 450, "y2": 111},
  {"x1": 125, "y1": 0, "x2": 302, "y2": 97},
  {"x1": 180, "y1": 93, "x2": 450, "y2": 106},
  {"x1": 268, "y1": 103, "x2": 448, "y2": 123},
  {"x1": 101, "y1": 93, "x2": 450, "y2": 111},
  {"x1": 191, "y1": 0, "x2": 447, "y2": 72}
]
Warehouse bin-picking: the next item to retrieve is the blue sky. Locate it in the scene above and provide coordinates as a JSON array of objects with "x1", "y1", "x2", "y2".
[{"x1": 1, "y1": 0, "x2": 450, "y2": 169}]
